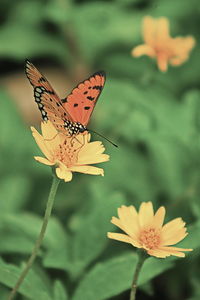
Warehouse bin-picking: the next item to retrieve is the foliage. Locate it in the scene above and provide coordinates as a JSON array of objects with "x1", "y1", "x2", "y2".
[{"x1": 0, "y1": 0, "x2": 199, "y2": 299}]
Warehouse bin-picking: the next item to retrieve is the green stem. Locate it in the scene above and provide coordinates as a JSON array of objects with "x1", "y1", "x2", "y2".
[
  {"x1": 7, "y1": 175, "x2": 60, "y2": 300},
  {"x1": 130, "y1": 251, "x2": 147, "y2": 300}
]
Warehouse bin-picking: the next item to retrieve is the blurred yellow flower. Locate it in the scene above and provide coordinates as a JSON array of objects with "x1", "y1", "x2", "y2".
[
  {"x1": 131, "y1": 16, "x2": 195, "y2": 72},
  {"x1": 108, "y1": 202, "x2": 192, "y2": 258},
  {"x1": 31, "y1": 121, "x2": 109, "y2": 182}
]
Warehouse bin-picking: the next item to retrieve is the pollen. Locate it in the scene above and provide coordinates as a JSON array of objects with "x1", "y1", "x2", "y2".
[
  {"x1": 54, "y1": 140, "x2": 78, "y2": 168},
  {"x1": 139, "y1": 227, "x2": 161, "y2": 250}
]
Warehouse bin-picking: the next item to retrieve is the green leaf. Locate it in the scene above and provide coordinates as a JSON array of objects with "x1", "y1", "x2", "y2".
[
  {"x1": 73, "y1": 3, "x2": 141, "y2": 62},
  {"x1": 53, "y1": 280, "x2": 68, "y2": 300},
  {"x1": 0, "y1": 284, "x2": 10, "y2": 299},
  {"x1": 104, "y1": 145, "x2": 158, "y2": 202},
  {"x1": 0, "y1": 175, "x2": 31, "y2": 214},
  {"x1": 45, "y1": 0, "x2": 72, "y2": 25},
  {"x1": 44, "y1": 190, "x2": 125, "y2": 278},
  {"x1": 71, "y1": 191, "x2": 124, "y2": 273},
  {"x1": 147, "y1": 136, "x2": 189, "y2": 198},
  {"x1": 149, "y1": 0, "x2": 199, "y2": 18},
  {"x1": 72, "y1": 253, "x2": 174, "y2": 300},
  {"x1": 0, "y1": 90, "x2": 34, "y2": 170},
  {"x1": 0, "y1": 213, "x2": 68, "y2": 255},
  {"x1": 0, "y1": 25, "x2": 66, "y2": 60},
  {"x1": 0, "y1": 230, "x2": 35, "y2": 255},
  {"x1": 0, "y1": 258, "x2": 52, "y2": 300},
  {"x1": 7, "y1": 1, "x2": 44, "y2": 26}
]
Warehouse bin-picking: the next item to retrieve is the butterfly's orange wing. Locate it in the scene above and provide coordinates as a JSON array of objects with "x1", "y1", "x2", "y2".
[
  {"x1": 62, "y1": 71, "x2": 106, "y2": 126},
  {"x1": 25, "y1": 60, "x2": 73, "y2": 132}
]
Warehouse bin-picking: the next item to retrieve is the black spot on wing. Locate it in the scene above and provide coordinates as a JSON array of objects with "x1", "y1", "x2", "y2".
[
  {"x1": 38, "y1": 77, "x2": 47, "y2": 83},
  {"x1": 87, "y1": 96, "x2": 95, "y2": 101},
  {"x1": 74, "y1": 103, "x2": 78, "y2": 107},
  {"x1": 47, "y1": 90, "x2": 55, "y2": 95},
  {"x1": 61, "y1": 98, "x2": 67, "y2": 103},
  {"x1": 84, "y1": 106, "x2": 90, "y2": 110},
  {"x1": 84, "y1": 91, "x2": 88, "y2": 95},
  {"x1": 93, "y1": 85, "x2": 102, "y2": 90}
]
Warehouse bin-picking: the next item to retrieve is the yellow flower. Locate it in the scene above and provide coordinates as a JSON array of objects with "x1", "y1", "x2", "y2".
[
  {"x1": 131, "y1": 16, "x2": 195, "y2": 72},
  {"x1": 31, "y1": 121, "x2": 109, "y2": 182},
  {"x1": 108, "y1": 202, "x2": 192, "y2": 258}
]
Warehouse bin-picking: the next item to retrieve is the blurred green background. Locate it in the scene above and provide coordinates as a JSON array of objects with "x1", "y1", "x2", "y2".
[{"x1": 0, "y1": 0, "x2": 200, "y2": 299}]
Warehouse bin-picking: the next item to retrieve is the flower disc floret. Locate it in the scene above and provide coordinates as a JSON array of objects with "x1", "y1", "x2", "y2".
[{"x1": 139, "y1": 228, "x2": 161, "y2": 250}]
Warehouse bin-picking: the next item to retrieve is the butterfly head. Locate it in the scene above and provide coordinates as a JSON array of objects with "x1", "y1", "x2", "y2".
[{"x1": 77, "y1": 123, "x2": 87, "y2": 133}]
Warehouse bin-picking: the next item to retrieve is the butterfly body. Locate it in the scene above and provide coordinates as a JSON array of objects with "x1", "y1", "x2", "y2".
[
  {"x1": 63, "y1": 120, "x2": 86, "y2": 135},
  {"x1": 25, "y1": 60, "x2": 106, "y2": 136}
]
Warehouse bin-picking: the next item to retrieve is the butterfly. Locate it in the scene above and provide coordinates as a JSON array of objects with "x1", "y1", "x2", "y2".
[{"x1": 25, "y1": 60, "x2": 106, "y2": 136}]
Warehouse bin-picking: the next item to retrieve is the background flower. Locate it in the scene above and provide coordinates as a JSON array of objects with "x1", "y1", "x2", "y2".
[
  {"x1": 132, "y1": 16, "x2": 195, "y2": 71},
  {"x1": 108, "y1": 202, "x2": 192, "y2": 258}
]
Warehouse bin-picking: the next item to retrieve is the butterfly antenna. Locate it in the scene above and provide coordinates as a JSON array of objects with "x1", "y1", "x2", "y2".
[{"x1": 87, "y1": 128, "x2": 118, "y2": 148}]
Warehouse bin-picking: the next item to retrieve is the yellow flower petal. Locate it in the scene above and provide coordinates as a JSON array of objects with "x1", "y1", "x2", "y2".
[
  {"x1": 162, "y1": 228, "x2": 188, "y2": 246},
  {"x1": 172, "y1": 36, "x2": 196, "y2": 54},
  {"x1": 156, "y1": 17, "x2": 170, "y2": 43},
  {"x1": 138, "y1": 202, "x2": 154, "y2": 227},
  {"x1": 153, "y1": 206, "x2": 165, "y2": 228},
  {"x1": 150, "y1": 246, "x2": 193, "y2": 258},
  {"x1": 110, "y1": 216, "x2": 140, "y2": 248},
  {"x1": 160, "y1": 246, "x2": 193, "y2": 253},
  {"x1": 41, "y1": 121, "x2": 65, "y2": 153},
  {"x1": 76, "y1": 132, "x2": 91, "y2": 145},
  {"x1": 34, "y1": 156, "x2": 54, "y2": 166},
  {"x1": 148, "y1": 246, "x2": 191, "y2": 258},
  {"x1": 107, "y1": 232, "x2": 141, "y2": 248},
  {"x1": 41, "y1": 121, "x2": 58, "y2": 140},
  {"x1": 77, "y1": 141, "x2": 109, "y2": 164},
  {"x1": 147, "y1": 248, "x2": 176, "y2": 258},
  {"x1": 131, "y1": 45, "x2": 155, "y2": 58},
  {"x1": 31, "y1": 126, "x2": 53, "y2": 161},
  {"x1": 143, "y1": 16, "x2": 156, "y2": 46},
  {"x1": 110, "y1": 216, "x2": 125, "y2": 231},
  {"x1": 117, "y1": 205, "x2": 140, "y2": 239},
  {"x1": 56, "y1": 163, "x2": 72, "y2": 182},
  {"x1": 157, "y1": 53, "x2": 168, "y2": 72},
  {"x1": 69, "y1": 165, "x2": 104, "y2": 176},
  {"x1": 161, "y1": 218, "x2": 185, "y2": 241}
]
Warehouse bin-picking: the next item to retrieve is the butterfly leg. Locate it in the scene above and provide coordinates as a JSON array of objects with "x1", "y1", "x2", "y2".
[
  {"x1": 44, "y1": 128, "x2": 72, "y2": 142},
  {"x1": 70, "y1": 135, "x2": 84, "y2": 147},
  {"x1": 44, "y1": 132, "x2": 59, "y2": 142}
]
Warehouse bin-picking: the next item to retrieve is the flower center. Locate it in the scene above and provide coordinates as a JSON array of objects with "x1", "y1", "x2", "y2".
[
  {"x1": 55, "y1": 138, "x2": 81, "y2": 167},
  {"x1": 154, "y1": 40, "x2": 175, "y2": 59},
  {"x1": 139, "y1": 227, "x2": 161, "y2": 249}
]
